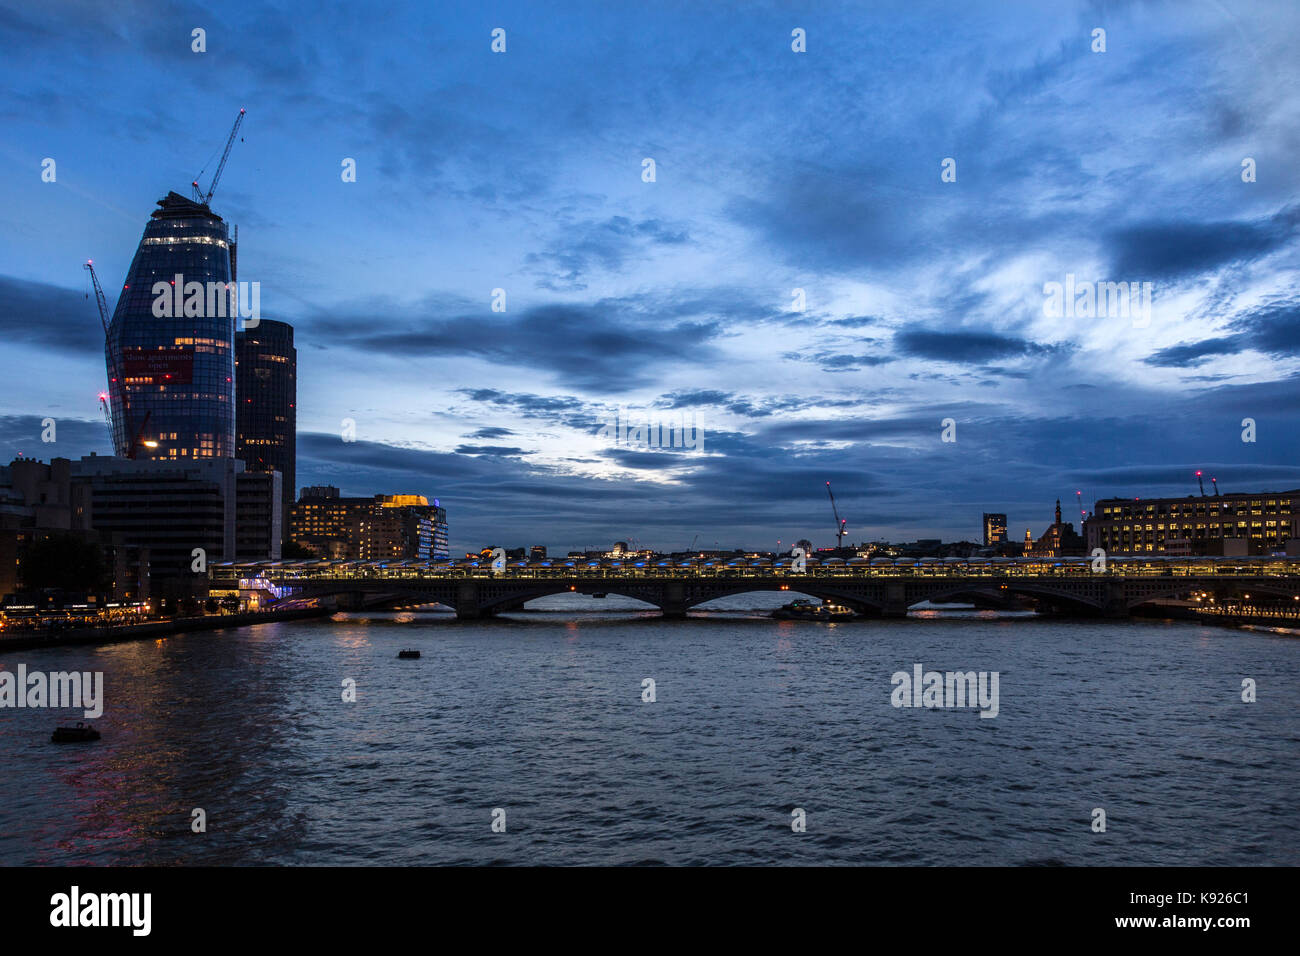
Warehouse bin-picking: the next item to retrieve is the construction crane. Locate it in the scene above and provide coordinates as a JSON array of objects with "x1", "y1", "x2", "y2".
[
  {"x1": 1211, "y1": 476, "x2": 1221, "y2": 496},
  {"x1": 825, "y1": 481, "x2": 848, "y2": 549},
  {"x1": 86, "y1": 260, "x2": 153, "y2": 459},
  {"x1": 1195, "y1": 470, "x2": 1207, "y2": 496},
  {"x1": 85, "y1": 260, "x2": 117, "y2": 440},
  {"x1": 1075, "y1": 490, "x2": 1087, "y2": 523},
  {"x1": 191, "y1": 108, "x2": 246, "y2": 206}
]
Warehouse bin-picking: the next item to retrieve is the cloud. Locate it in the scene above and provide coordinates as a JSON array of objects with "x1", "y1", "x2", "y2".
[
  {"x1": 1143, "y1": 336, "x2": 1244, "y2": 367},
  {"x1": 526, "y1": 216, "x2": 690, "y2": 291},
  {"x1": 1107, "y1": 206, "x2": 1300, "y2": 280},
  {"x1": 0, "y1": 275, "x2": 105, "y2": 356},
  {"x1": 894, "y1": 329, "x2": 1060, "y2": 364},
  {"x1": 316, "y1": 300, "x2": 724, "y2": 391},
  {"x1": 454, "y1": 444, "x2": 532, "y2": 457},
  {"x1": 1143, "y1": 300, "x2": 1300, "y2": 366}
]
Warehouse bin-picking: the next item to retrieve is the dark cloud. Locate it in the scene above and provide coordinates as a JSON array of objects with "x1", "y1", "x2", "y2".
[
  {"x1": 1143, "y1": 337, "x2": 1244, "y2": 367},
  {"x1": 454, "y1": 444, "x2": 532, "y2": 457},
  {"x1": 894, "y1": 329, "x2": 1060, "y2": 364},
  {"x1": 1108, "y1": 206, "x2": 1300, "y2": 280},
  {"x1": 0, "y1": 275, "x2": 105, "y2": 357},
  {"x1": 317, "y1": 301, "x2": 724, "y2": 391},
  {"x1": 1144, "y1": 301, "x2": 1300, "y2": 366}
]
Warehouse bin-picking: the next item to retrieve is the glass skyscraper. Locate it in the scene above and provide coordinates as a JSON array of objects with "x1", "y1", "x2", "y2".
[
  {"x1": 236, "y1": 319, "x2": 296, "y2": 537},
  {"x1": 106, "y1": 191, "x2": 236, "y2": 460}
]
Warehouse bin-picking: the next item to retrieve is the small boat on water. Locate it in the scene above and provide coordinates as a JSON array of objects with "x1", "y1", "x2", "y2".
[
  {"x1": 772, "y1": 599, "x2": 857, "y2": 622},
  {"x1": 51, "y1": 722, "x2": 101, "y2": 743},
  {"x1": 397, "y1": 649, "x2": 421, "y2": 659}
]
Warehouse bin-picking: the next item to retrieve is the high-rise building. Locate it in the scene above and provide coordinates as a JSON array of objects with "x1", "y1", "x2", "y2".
[
  {"x1": 106, "y1": 191, "x2": 236, "y2": 460},
  {"x1": 982, "y1": 513, "x2": 1007, "y2": 546},
  {"x1": 236, "y1": 319, "x2": 296, "y2": 534}
]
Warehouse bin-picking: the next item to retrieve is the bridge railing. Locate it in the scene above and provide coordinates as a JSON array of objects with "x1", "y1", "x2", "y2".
[{"x1": 208, "y1": 556, "x2": 1300, "y2": 587}]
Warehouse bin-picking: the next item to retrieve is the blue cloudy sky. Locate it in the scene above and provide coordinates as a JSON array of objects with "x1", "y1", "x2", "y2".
[{"x1": 1, "y1": 0, "x2": 1298, "y2": 553}]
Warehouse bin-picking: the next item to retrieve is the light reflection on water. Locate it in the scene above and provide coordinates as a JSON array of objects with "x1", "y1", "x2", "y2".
[{"x1": 1, "y1": 593, "x2": 1297, "y2": 866}]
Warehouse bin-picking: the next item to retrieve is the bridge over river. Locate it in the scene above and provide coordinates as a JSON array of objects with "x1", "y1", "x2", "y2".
[{"x1": 211, "y1": 556, "x2": 1300, "y2": 620}]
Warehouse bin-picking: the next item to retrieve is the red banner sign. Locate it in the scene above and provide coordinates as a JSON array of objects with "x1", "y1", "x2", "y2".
[{"x1": 122, "y1": 349, "x2": 195, "y2": 384}]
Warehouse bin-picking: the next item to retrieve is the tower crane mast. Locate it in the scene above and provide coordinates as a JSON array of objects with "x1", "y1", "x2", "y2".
[
  {"x1": 85, "y1": 260, "x2": 117, "y2": 440},
  {"x1": 825, "y1": 481, "x2": 848, "y2": 550},
  {"x1": 191, "y1": 108, "x2": 246, "y2": 206},
  {"x1": 85, "y1": 260, "x2": 151, "y2": 458}
]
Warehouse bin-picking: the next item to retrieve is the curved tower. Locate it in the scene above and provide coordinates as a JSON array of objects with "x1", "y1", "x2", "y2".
[{"x1": 106, "y1": 191, "x2": 235, "y2": 459}]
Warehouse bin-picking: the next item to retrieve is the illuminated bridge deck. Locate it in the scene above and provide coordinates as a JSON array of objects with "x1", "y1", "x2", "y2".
[{"x1": 212, "y1": 556, "x2": 1300, "y2": 619}]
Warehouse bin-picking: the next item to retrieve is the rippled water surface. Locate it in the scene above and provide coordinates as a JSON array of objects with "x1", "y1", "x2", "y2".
[{"x1": 2, "y1": 594, "x2": 1297, "y2": 865}]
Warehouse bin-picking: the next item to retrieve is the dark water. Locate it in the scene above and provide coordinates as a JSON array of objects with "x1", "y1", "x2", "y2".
[{"x1": 1, "y1": 593, "x2": 1297, "y2": 866}]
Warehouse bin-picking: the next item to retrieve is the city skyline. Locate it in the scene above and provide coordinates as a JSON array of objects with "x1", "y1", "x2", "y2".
[{"x1": 2, "y1": 1, "x2": 1299, "y2": 552}]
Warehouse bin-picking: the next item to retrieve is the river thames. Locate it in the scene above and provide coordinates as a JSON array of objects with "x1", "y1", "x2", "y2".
[{"x1": 1, "y1": 594, "x2": 1297, "y2": 866}]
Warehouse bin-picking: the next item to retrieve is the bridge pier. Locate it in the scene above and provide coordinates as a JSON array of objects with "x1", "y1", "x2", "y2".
[
  {"x1": 659, "y1": 582, "x2": 688, "y2": 619},
  {"x1": 454, "y1": 581, "x2": 498, "y2": 619},
  {"x1": 335, "y1": 591, "x2": 367, "y2": 611},
  {"x1": 881, "y1": 584, "x2": 909, "y2": 618},
  {"x1": 1102, "y1": 581, "x2": 1130, "y2": 619}
]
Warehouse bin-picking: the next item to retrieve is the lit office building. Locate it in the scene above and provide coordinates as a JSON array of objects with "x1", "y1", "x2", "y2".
[
  {"x1": 1086, "y1": 491, "x2": 1300, "y2": 556},
  {"x1": 291, "y1": 488, "x2": 448, "y2": 560},
  {"x1": 106, "y1": 191, "x2": 236, "y2": 460},
  {"x1": 236, "y1": 319, "x2": 296, "y2": 535},
  {"x1": 982, "y1": 513, "x2": 1007, "y2": 546}
]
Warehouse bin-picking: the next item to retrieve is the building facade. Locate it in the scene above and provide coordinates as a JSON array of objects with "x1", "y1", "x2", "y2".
[
  {"x1": 236, "y1": 319, "x2": 296, "y2": 535},
  {"x1": 1024, "y1": 500, "x2": 1086, "y2": 558},
  {"x1": 67, "y1": 455, "x2": 278, "y2": 598},
  {"x1": 982, "y1": 513, "x2": 1007, "y2": 546},
  {"x1": 291, "y1": 488, "x2": 448, "y2": 561},
  {"x1": 1086, "y1": 491, "x2": 1300, "y2": 556},
  {"x1": 107, "y1": 191, "x2": 236, "y2": 460},
  {"x1": 0, "y1": 457, "x2": 145, "y2": 602}
]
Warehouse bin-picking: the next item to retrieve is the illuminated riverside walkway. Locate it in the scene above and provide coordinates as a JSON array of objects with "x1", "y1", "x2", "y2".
[{"x1": 211, "y1": 555, "x2": 1300, "y2": 619}]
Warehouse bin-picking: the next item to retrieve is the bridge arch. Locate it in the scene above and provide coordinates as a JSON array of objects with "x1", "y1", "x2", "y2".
[
  {"x1": 922, "y1": 583, "x2": 1106, "y2": 613},
  {"x1": 684, "y1": 583, "x2": 887, "y2": 614}
]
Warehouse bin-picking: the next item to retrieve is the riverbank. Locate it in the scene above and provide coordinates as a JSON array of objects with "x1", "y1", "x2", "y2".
[
  {"x1": 1133, "y1": 600, "x2": 1300, "y2": 632},
  {"x1": 0, "y1": 605, "x2": 333, "y2": 652}
]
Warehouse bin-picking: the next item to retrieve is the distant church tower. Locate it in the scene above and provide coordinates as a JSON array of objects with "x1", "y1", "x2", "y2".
[{"x1": 1055, "y1": 499, "x2": 1062, "y2": 527}]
